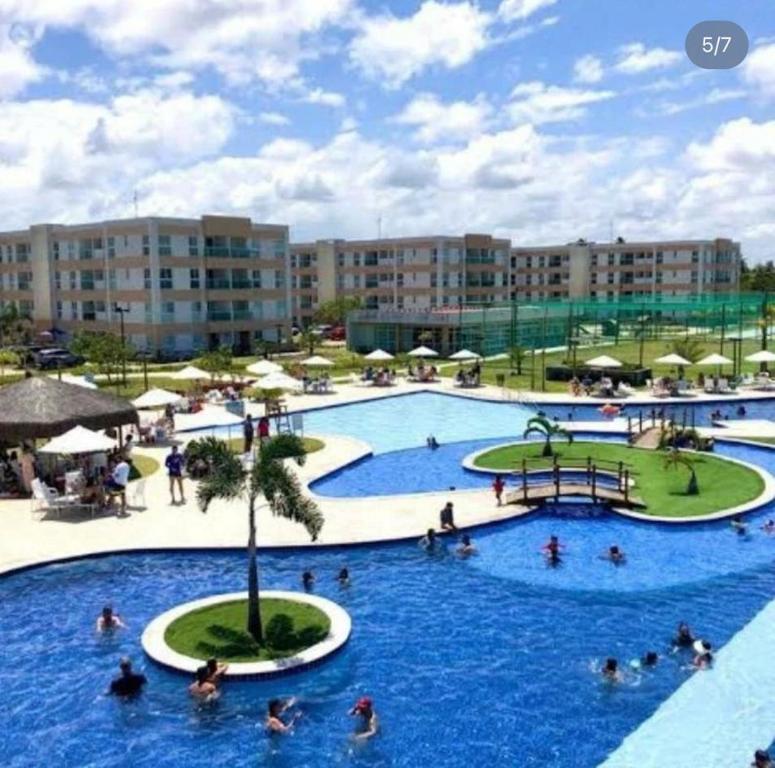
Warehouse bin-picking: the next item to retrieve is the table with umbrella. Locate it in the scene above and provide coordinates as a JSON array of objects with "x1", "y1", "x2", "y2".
[
  {"x1": 696, "y1": 353, "x2": 734, "y2": 393},
  {"x1": 300, "y1": 356, "x2": 335, "y2": 394},
  {"x1": 406, "y1": 346, "x2": 439, "y2": 382},
  {"x1": 745, "y1": 350, "x2": 775, "y2": 390},
  {"x1": 581, "y1": 355, "x2": 623, "y2": 398},
  {"x1": 246, "y1": 360, "x2": 283, "y2": 376},
  {"x1": 450, "y1": 349, "x2": 483, "y2": 388},
  {"x1": 362, "y1": 350, "x2": 395, "y2": 386},
  {"x1": 652, "y1": 354, "x2": 693, "y2": 397}
]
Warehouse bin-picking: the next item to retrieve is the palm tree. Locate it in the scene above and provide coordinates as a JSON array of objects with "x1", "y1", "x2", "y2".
[
  {"x1": 523, "y1": 415, "x2": 573, "y2": 458},
  {"x1": 670, "y1": 338, "x2": 705, "y2": 364},
  {"x1": 663, "y1": 448, "x2": 699, "y2": 495},
  {"x1": 196, "y1": 434, "x2": 324, "y2": 643}
]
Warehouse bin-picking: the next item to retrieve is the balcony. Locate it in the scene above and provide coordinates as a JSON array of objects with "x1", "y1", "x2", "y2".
[
  {"x1": 204, "y1": 246, "x2": 260, "y2": 258},
  {"x1": 206, "y1": 279, "x2": 231, "y2": 289},
  {"x1": 207, "y1": 310, "x2": 232, "y2": 321}
]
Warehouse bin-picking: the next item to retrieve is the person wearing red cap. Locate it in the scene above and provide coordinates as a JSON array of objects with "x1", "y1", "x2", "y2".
[{"x1": 349, "y1": 696, "x2": 379, "y2": 740}]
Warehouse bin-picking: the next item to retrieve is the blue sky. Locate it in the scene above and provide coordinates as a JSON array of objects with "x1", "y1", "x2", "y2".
[{"x1": 1, "y1": 0, "x2": 774, "y2": 259}]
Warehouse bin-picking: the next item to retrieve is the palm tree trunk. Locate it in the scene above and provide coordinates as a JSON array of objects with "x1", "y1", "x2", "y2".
[
  {"x1": 246, "y1": 498, "x2": 263, "y2": 643},
  {"x1": 542, "y1": 435, "x2": 553, "y2": 457}
]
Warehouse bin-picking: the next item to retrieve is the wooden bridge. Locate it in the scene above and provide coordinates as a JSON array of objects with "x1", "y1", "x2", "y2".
[{"x1": 506, "y1": 457, "x2": 646, "y2": 509}]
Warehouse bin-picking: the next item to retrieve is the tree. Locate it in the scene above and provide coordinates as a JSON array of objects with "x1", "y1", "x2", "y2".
[
  {"x1": 70, "y1": 331, "x2": 134, "y2": 384},
  {"x1": 663, "y1": 448, "x2": 699, "y2": 495},
  {"x1": 299, "y1": 328, "x2": 320, "y2": 356},
  {"x1": 198, "y1": 346, "x2": 232, "y2": 380},
  {"x1": 509, "y1": 345, "x2": 526, "y2": 375},
  {"x1": 523, "y1": 415, "x2": 574, "y2": 458},
  {"x1": 0, "y1": 304, "x2": 33, "y2": 347},
  {"x1": 740, "y1": 259, "x2": 775, "y2": 292},
  {"x1": 670, "y1": 338, "x2": 705, "y2": 364},
  {"x1": 313, "y1": 297, "x2": 361, "y2": 326},
  {"x1": 196, "y1": 434, "x2": 323, "y2": 643}
]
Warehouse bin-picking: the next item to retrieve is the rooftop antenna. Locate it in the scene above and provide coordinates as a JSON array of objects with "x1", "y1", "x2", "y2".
[{"x1": 133, "y1": 190, "x2": 139, "y2": 218}]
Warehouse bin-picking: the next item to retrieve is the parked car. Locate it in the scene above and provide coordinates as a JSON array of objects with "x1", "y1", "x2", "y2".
[
  {"x1": 327, "y1": 325, "x2": 346, "y2": 341},
  {"x1": 34, "y1": 348, "x2": 84, "y2": 370}
]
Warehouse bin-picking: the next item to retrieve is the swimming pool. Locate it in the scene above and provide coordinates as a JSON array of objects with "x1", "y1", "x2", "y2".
[
  {"x1": 2, "y1": 530, "x2": 775, "y2": 768},
  {"x1": 4, "y1": 393, "x2": 775, "y2": 766}
]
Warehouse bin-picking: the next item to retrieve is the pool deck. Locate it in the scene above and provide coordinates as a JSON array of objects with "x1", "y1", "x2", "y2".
[
  {"x1": 600, "y1": 596, "x2": 775, "y2": 768},
  {"x1": 1, "y1": 379, "x2": 773, "y2": 576}
]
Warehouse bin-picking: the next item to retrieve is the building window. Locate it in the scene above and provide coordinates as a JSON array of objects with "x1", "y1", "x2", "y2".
[
  {"x1": 158, "y1": 235, "x2": 172, "y2": 256},
  {"x1": 144, "y1": 268, "x2": 152, "y2": 290},
  {"x1": 159, "y1": 268, "x2": 173, "y2": 290},
  {"x1": 142, "y1": 235, "x2": 150, "y2": 256},
  {"x1": 274, "y1": 270, "x2": 286, "y2": 289},
  {"x1": 107, "y1": 236, "x2": 115, "y2": 259},
  {"x1": 251, "y1": 270, "x2": 262, "y2": 289},
  {"x1": 70, "y1": 301, "x2": 78, "y2": 320},
  {"x1": 190, "y1": 268, "x2": 200, "y2": 289},
  {"x1": 188, "y1": 236, "x2": 199, "y2": 256},
  {"x1": 69, "y1": 271, "x2": 77, "y2": 290}
]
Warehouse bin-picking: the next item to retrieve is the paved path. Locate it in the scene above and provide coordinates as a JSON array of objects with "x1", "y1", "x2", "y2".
[
  {"x1": 632, "y1": 426, "x2": 662, "y2": 449},
  {"x1": 600, "y1": 597, "x2": 775, "y2": 768}
]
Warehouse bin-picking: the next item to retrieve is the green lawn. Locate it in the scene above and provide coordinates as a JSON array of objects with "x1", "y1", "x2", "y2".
[
  {"x1": 473, "y1": 440, "x2": 764, "y2": 518},
  {"x1": 164, "y1": 598, "x2": 331, "y2": 662}
]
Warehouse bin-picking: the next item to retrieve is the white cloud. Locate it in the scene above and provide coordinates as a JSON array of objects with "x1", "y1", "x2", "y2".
[
  {"x1": 573, "y1": 54, "x2": 603, "y2": 84},
  {"x1": 498, "y1": 0, "x2": 557, "y2": 22},
  {"x1": 655, "y1": 88, "x2": 746, "y2": 116},
  {"x1": 0, "y1": 23, "x2": 45, "y2": 97},
  {"x1": 258, "y1": 112, "x2": 290, "y2": 126},
  {"x1": 508, "y1": 81, "x2": 615, "y2": 123},
  {"x1": 301, "y1": 87, "x2": 345, "y2": 107},
  {"x1": 0, "y1": 0, "x2": 354, "y2": 88},
  {"x1": 393, "y1": 93, "x2": 492, "y2": 144},
  {"x1": 741, "y1": 43, "x2": 775, "y2": 98},
  {"x1": 614, "y1": 43, "x2": 682, "y2": 74},
  {"x1": 349, "y1": 1, "x2": 491, "y2": 88}
]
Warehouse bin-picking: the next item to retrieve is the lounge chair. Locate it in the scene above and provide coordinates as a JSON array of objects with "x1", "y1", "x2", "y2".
[{"x1": 31, "y1": 478, "x2": 95, "y2": 519}]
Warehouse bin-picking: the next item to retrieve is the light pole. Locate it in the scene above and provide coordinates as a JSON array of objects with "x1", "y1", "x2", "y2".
[{"x1": 113, "y1": 304, "x2": 128, "y2": 386}]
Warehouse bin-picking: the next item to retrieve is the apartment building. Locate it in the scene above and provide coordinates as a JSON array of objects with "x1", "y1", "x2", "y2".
[
  {"x1": 0, "y1": 215, "x2": 291, "y2": 355},
  {"x1": 289, "y1": 233, "x2": 511, "y2": 326},
  {"x1": 509, "y1": 238, "x2": 740, "y2": 302}
]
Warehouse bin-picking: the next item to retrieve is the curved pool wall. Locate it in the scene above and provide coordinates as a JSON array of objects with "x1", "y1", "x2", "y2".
[{"x1": 3, "y1": 530, "x2": 775, "y2": 768}]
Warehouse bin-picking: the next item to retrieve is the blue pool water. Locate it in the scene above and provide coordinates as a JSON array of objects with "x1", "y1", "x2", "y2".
[{"x1": 4, "y1": 392, "x2": 775, "y2": 767}]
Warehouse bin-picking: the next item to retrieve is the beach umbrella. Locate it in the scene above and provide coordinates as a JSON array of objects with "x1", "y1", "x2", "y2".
[
  {"x1": 38, "y1": 425, "x2": 117, "y2": 455},
  {"x1": 585, "y1": 355, "x2": 623, "y2": 368},
  {"x1": 47, "y1": 373, "x2": 98, "y2": 389},
  {"x1": 697, "y1": 353, "x2": 733, "y2": 366},
  {"x1": 172, "y1": 365, "x2": 211, "y2": 381},
  {"x1": 365, "y1": 349, "x2": 394, "y2": 361},
  {"x1": 654, "y1": 353, "x2": 692, "y2": 366},
  {"x1": 253, "y1": 372, "x2": 304, "y2": 392},
  {"x1": 132, "y1": 388, "x2": 183, "y2": 409},
  {"x1": 246, "y1": 360, "x2": 283, "y2": 376},
  {"x1": 449, "y1": 349, "x2": 481, "y2": 361},
  {"x1": 301, "y1": 355, "x2": 334, "y2": 367},
  {"x1": 407, "y1": 346, "x2": 439, "y2": 358},
  {"x1": 745, "y1": 350, "x2": 775, "y2": 363}
]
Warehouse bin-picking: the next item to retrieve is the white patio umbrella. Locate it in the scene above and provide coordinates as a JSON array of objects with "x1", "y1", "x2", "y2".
[
  {"x1": 585, "y1": 355, "x2": 623, "y2": 368},
  {"x1": 449, "y1": 349, "x2": 481, "y2": 361},
  {"x1": 407, "y1": 346, "x2": 439, "y2": 358},
  {"x1": 246, "y1": 359, "x2": 283, "y2": 376},
  {"x1": 365, "y1": 349, "x2": 394, "y2": 361},
  {"x1": 745, "y1": 350, "x2": 775, "y2": 363},
  {"x1": 48, "y1": 373, "x2": 98, "y2": 389},
  {"x1": 654, "y1": 353, "x2": 692, "y2": 366},
  {"x1": 132, "y1": 388, "x2": 183, "y2": 409},
  {"x1": 39, "y1": 425, "x2": 117, "y2": 455},
  {"x1": 253, "y1": 372, "x2": 304, "y2": 392},
  {"x1": 301, "y1": 355, "x2": 334, "y2": 367},
  {"x1": 697, "y1": 353, "x2": 733, "y2": 366},
  {"x1": 172, "y1": 365, "x2": 211, "y2": 381}
]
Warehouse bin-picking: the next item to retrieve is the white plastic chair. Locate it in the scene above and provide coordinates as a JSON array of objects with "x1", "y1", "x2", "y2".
[{"x1": 130, "y1": 478, "x2": 147, "y2": 510}]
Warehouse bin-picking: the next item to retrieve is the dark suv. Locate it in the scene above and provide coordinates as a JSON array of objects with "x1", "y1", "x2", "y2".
[{"x1": 34, "y1": 348, "x2": 84, "y2": 370}]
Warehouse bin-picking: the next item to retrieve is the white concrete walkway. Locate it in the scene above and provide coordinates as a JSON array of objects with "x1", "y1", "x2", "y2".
[{"x1": 600, "y1": 597, "x2": 775, "y2": 768}]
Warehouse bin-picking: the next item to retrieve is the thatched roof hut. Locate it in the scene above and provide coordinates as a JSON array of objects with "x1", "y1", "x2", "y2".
[{"x1": 0, "y1": 376, "x2": 138, "y2": 444}]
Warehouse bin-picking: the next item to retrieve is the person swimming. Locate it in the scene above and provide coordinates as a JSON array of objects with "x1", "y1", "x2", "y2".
[
  {"x1": 752, "y1": 749, "x2": 773, "y2": 768},
  {"x1": 189, "y1": 666, "x2": 218, "y2": 700},
  {"x1": 762, "y1": 519, "x2": 775, "y2": 534},
  {"x1": 541, "y1": 535, "x2": 564, "y2": 564},
  {"x1": 672, "y1": 622, "x2": 695, "y2": 649},
  {"x1": 693, "y1": 639, "x2": 713, "y2": 669},
  {"x1": 731, "y1": 516, "x2": 748, "y2": 535},
  {"x1": 602, "y1": 545, "x2": 626, "y2": 565},
  {"x1": 641, "y1": 651, "x2": 658, "y2": 667},
  {"x1": 456, "y1": 534, "x2": 477, "y2": 557},
  {"x1": 349, "y1": 696, "x2": 379, "y2": 740},
  {"x1": 337, "y1": 567, "x2": 351, "y2": 586},
  {"x1": 601, "y1": 658, "x2": 621, "y2": 682},
  {"x1": 302, "y1": 570, "x2": 315, "y2": 591},
  {"x1": 266, "y1": 698, "x2": 300, "y2": 734},
  {"x1": 109, "y1": 657, "x2": 147, "y2": 698},
  {"x1": 205, "y1": 658, "x2": 229, "y2": 686},
  {"x1": 419, "y1": 528, "x2": 437, "y2": 552},
  {"x1": 96, "y1": 605, "x2": 126, "y2": 632},
  {"x1": 426, "y1": 435, "x2": 440, "y2": 450}
]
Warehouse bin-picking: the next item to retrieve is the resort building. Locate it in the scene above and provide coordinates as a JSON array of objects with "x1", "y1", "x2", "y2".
[
  {"x1": 289, "y1": 233, "x2": 512, "y2": 327},
  {"x1": 510, "y1": 238, "x2": 740, "y2": 302},
  {"x1": 0, "y1": 215, "x2": 292, "y2": 355}
]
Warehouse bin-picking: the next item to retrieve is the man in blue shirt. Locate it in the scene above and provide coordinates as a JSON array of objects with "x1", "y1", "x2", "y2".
[{"x1": 165, "y1": 445, "x2": 185, "y2": 505}]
